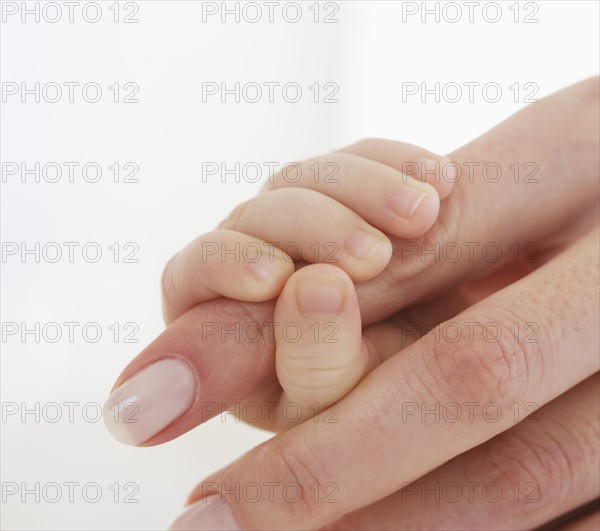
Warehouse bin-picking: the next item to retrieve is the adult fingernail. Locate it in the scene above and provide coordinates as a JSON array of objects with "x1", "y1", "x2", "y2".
[
  {"x1": 296, "y1": 275, "x2": 345, "y2": 318},
  {"x1": 169, "y1": 495, "x2": 241, "y2": 531},
  {"x1": 103, "y1": 358, "x2": 196, "y2": 446},
  {"x1": 344, "y1": 230, "x2": 391, "y2": 263}
]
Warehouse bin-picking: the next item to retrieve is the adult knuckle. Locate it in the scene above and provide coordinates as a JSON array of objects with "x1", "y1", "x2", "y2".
[
  {"x1": 475, "y1": 428, "x2": 578, "y2": 522},
  {"x1": 423, "y1": 310, "x2": 535, "y2": 408},
  {"x1": 265, "y1": 433, "x2": 336, "y2": 524}
]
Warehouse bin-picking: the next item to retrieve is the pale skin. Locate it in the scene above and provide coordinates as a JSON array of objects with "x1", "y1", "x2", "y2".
[{"x1": 105, "y1": 78, "x2": 599, "y2": 530}]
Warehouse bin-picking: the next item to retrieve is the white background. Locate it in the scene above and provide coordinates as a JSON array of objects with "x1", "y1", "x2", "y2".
[{"x1": 1, "y1": 1, "x2": 598, "y2": 529}]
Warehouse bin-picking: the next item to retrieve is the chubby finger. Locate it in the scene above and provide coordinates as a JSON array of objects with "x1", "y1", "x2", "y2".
[
  {"x1": 161, "y1": 230, "x2": 294, "y2": 325},
  {"x1": 338, "y1": 138, "x2": 456, "y2": 199},
  {"x1": 262, "y1": 152, "x2": 441, "y2": 238},
  {"x1": 218, "y1": 187, "x2": 393, "y2": 283},
  {"x1": 230, "y1": 282, "x2": 474, "y2": 433},
  {"x1": 274, "y1": 264, "x2": 371, "y2": 424}
]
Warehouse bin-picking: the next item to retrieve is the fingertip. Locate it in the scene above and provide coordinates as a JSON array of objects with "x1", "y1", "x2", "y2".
[
  {"x1": 277, "y1": 263, "x2": 353, "y2": 317},
  {"x1": 103, "y1": 357, "x2": 197, "y2": 447},
  {"x1": 408, "y1": 157, "x2": 456, "y2": 200},
  {"x1": 404, "y1": 188, "x2": 441, "y2": 238},
  {"x1": 386, "y1": 179, "x2": 440, "y2": 239},
  {"x1": 244, "y1": 248, "x2": 296, "y2": 301},
  {"x1": 295, "y1": 271, "x2": 348, "y2": 319},
  {"x1": 343, "y1": 230, "x2": 393, "y2": 282},
  {"x1": 437, "y1": 156, "x2": 458, "y2": 199},
  {"x1": 294, "y1": 262, "x2": 354, "y2": 281}
]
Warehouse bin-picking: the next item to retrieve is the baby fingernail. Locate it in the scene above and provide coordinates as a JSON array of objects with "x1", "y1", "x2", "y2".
[
  {"x1": 169, "y1": 495, "x2": 241, "y2": 531},
  {"x1": 103, "y1": 358, "x2": 196, "y2": 446},
  {"x1": 389, "y1": 185, "x2": 430, "y2": 220},
  {"x1": 440, "y1": 157, "x2": 459, "y2": 183},
  {"x1": 296, "y1": 275, "x2": 345, "y2": 318},
  {"x1": 344, "y1": 230, "x2": 391, "y2": 263},
  {"x1": 248, "y1": 257, "x2": 283, "y2": 284}
]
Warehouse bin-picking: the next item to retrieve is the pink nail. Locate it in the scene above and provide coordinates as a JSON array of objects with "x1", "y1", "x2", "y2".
[
  {"x1": 170, "y1": 495, "x2": 242, "y2": 530},
  {"x1": 103, "y1": 358, "x2": 196, "y2": 446}
]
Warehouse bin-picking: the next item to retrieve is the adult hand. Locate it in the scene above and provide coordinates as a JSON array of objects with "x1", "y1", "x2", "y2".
[{"x1": 104, "y1": 78, "x2": 599, "y2": 529}]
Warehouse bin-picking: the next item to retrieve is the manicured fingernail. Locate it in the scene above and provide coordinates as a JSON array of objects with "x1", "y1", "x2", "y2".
[
  {"x1": 103, "y1": 358, "x2": 196, "y2": 446},
  {"x1": 344, "y1": 230, "x2": 390, "y2": 263},
  {"x1": 296, "y1": 275, "x2": 345, "y2": 317},
  {"x1": 388, "y1": 185, "x2": 429, "y2": 220},
  {"x1": 170, "y1": 495, "x2": 241, "y2": 531}
]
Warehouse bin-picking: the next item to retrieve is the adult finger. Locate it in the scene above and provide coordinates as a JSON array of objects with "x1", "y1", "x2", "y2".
[
  {"x1": 559, "y1": 509, "x2": 600, "y2": 530},
  {"x1": 102, "y1": 298, "x2": 278, "y2": 446},
  {"x1": 325, "y1": 373, "x2": 600, "y2": 530}
]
